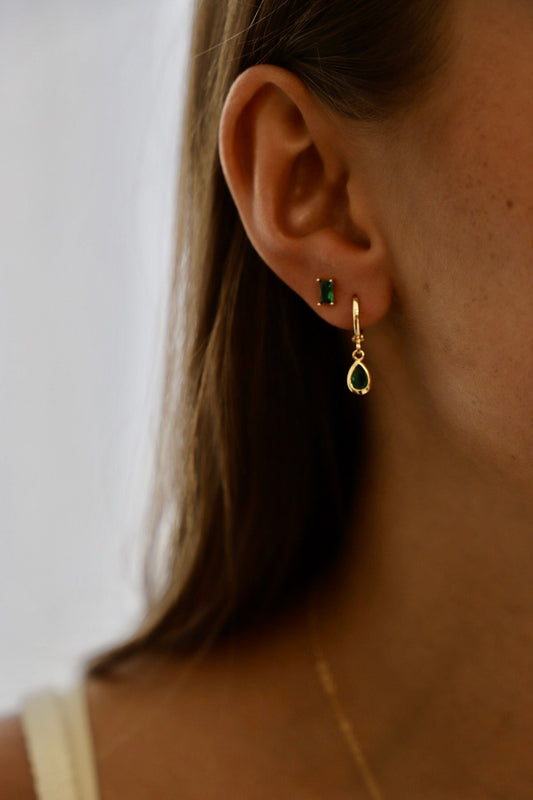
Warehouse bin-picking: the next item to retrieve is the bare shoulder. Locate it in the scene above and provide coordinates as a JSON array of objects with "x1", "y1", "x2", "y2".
[
  {"x1": 0, "y1": 713, "x2": 36, "y2": 800},
  {"x1": 84, "y1": 649, "x2": 259, "y2": 800},
  {"x1": 84, "y1": 653, "x2": 210, "y2": 800}
]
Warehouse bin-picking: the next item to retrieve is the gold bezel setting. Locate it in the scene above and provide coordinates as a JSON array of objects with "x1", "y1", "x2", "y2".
[{"x1": 347, "y1": 357, "x2": 371, "y2": 395}]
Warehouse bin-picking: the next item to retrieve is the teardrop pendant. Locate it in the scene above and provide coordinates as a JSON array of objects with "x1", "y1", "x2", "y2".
[{"x1": 347, "y1": 358, "x2": 371, "y2": 395}]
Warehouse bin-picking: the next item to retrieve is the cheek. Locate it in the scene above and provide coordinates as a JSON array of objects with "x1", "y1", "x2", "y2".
[{"x1": 382, "y1": 118, "x2": 533, "y2": 484}]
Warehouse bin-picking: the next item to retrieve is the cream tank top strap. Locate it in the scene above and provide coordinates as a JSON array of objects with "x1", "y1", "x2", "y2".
[{"x1": 20, "y1": 684, "x2": 101, "y2": 800}]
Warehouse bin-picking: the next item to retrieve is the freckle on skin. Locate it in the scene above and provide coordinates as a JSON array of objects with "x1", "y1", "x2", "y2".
[
  {"x1": 423, "y1": 281, "x2": 430, "y2": 294},
  {"x1": 506, "y1": 198, "x2": 514, "y2": 209}
]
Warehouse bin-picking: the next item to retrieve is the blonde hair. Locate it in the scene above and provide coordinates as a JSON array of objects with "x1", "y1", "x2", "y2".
[{"x1": 88, "y1": 0, "x2": 448, "y2": 675}]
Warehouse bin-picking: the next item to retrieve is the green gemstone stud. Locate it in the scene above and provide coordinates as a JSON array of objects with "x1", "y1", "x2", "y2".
[{"x1": 317, "y1": 278, "x2": 335, "y2": 306}]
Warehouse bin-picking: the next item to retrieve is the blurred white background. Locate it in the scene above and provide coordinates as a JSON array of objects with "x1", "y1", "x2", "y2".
[{"x1": 0, "y1": 0, "x2": 193, "y2": 711}]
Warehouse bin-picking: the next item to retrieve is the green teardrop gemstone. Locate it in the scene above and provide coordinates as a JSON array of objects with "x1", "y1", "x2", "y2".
[{"x1": 351, "y1": 363, "x2": 369, "y2": 392}]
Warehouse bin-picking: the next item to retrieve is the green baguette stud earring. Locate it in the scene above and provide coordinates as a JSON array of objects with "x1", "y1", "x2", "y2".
[
  {"x1": 347, "y1": 296, "x2": 371, "y2": 396},
  {"x1": 317, "y1": 278, "x2": 335, "y2": 306}
]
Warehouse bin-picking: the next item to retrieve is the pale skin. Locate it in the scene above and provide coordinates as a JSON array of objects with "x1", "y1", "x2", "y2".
[{"x1": 2, "y1": 1, "x2": 533, "y2": 797}]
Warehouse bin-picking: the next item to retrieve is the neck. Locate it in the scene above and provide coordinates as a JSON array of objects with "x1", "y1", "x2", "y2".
[{"x1": 314, "y1": 325, "x2": 533, "y2": 797}]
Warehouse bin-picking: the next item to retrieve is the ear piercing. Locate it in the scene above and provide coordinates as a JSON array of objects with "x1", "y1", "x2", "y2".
[{"x1": 316, "y1": 280, "x2": 371, "y2": 395}]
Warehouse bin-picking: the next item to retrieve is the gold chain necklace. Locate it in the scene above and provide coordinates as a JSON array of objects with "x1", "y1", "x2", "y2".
[{"x1": 307, "y1": 597, "x2": 384, "y2": 800}]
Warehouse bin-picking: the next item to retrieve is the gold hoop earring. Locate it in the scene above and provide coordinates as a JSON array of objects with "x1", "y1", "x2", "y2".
[{"x1": 347, "y1": 296, "x2": 371, "y2": 395}]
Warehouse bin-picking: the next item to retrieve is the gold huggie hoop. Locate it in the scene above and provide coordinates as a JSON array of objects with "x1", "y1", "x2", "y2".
[{"x1": 347, "y1": 296, "x2": 371, "y2": 395}]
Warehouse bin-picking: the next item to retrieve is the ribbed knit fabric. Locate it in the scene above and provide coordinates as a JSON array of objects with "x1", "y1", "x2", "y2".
[{"x1": 20, "y1": 684, "x2": 100, "y2": 800}]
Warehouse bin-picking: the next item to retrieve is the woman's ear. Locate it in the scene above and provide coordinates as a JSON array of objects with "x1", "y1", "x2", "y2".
[{"x1": 218, "y1": 64, "x2": 393, "y2": 330}]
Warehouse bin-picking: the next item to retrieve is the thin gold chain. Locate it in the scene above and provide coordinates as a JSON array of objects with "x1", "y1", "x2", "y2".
[{"x1": 307, "y1": 597, "x2": 385, "y2": 800}]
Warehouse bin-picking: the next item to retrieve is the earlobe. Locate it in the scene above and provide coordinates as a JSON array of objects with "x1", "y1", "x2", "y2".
[{"x1": 218, "y1": 65, "x2": 393, "y2": 331}]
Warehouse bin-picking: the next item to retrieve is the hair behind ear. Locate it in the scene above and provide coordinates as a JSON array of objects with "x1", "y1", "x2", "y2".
[
  {"x1": 88, "y1": 187, "x2": 363, "y2": 670},
  {"x1": 86, "y1": 0, "x2": 448, "y2": 675}
]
